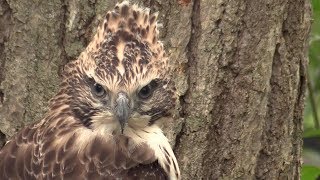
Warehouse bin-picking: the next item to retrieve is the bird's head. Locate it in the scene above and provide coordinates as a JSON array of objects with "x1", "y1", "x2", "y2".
[{"x1": 51, "y1": 2, "x2": 176, "y2": 136}]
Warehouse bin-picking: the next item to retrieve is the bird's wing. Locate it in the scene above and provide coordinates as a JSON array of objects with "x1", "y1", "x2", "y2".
[
  {"x1": 0, "y1": 122, "x2": 42, "y2": 179},
  {"x1": 0, "y1": 119, "x2": 168, "y2": 179}
]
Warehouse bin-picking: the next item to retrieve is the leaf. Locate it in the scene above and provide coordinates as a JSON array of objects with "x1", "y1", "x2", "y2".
[{"x1": 302, "y1": 165, "x2": 320, "y2": 180}]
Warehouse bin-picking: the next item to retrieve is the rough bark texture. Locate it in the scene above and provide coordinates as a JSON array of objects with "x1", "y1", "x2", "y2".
[{"x1": 0, "y1": 0, "x2": 311, "y2": 179}]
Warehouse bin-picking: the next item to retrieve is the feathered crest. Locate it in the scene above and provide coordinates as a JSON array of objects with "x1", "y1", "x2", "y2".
[{"x1": 77, "y1": 1, "x2": 168, "y2": 89}]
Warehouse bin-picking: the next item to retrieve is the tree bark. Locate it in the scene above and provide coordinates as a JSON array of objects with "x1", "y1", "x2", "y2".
[{"x1": 0, "y1": 0, "x2": 311, "y2": 179}]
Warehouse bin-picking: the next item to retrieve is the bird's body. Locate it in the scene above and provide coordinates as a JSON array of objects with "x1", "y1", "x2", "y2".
[{"x1": 0, "y1": 1, "x2": 180, "y2": 179}]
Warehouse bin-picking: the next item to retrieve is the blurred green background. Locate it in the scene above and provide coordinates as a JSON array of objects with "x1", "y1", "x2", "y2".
[{"x1": 302, "y1": 0, "x2": 320, "y2": 179}]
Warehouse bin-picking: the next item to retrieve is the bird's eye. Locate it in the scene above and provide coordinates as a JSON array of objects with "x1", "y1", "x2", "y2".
[
  {"x1": 93, "y1": 83, "x2": 106, "y2": 97},
  {"x1": 138, "y1": 80, "x2": 158, "y2": 99}
]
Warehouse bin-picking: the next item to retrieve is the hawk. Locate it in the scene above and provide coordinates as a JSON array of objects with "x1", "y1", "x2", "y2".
[{"x1": 0, "y1": 1, "x2": 181, "y2": 179}]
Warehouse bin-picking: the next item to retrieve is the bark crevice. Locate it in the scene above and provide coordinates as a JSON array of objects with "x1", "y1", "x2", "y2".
[
  {"x1": 58, "y1": 0, "x2": 69, "y2": 77},
  {"x1": 0, "y1": 130, "x2": 5, "y2": 148},
  {"x1": 0, "y1": 0, "x2": 12, "y2": 89},
  {"x1": 254, "y1": 0, "x2": 311, "y2": 178},
  {"x1": 0, "y1": 0, "x2": 12, "y2": 145},
  {"x1": 254, "y1": 42, "x2": 281, "y2": 178},
  {"x1": 175, "y1": 0, "x2": 201, "y2": 150}
]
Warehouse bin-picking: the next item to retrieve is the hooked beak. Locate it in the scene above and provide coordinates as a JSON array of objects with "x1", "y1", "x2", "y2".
[{"x1": 114, "y1": 92, "x2": 130, "y2": 134}]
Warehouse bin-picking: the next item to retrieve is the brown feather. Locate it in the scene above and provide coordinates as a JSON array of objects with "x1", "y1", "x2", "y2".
[{"x1": 0, "y1": 1, "x2": 180, "y2": 179}]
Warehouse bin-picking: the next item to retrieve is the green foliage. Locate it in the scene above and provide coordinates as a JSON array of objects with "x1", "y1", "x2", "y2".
[
  {"x1": 302, "y1": 0, "x2": 320, "y2": 179},
  {"x1": 304, "y1": 129, "x2": 320, "y2": 138},
  {"x1": 302, "y1": 166, "x2": 320, "y2": 180},
  {"x1": 305, "y1": 0, "x2": 320, "y2": 133}
]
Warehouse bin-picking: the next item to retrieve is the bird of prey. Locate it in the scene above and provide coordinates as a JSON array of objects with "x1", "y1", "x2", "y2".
[{"x1": 0, "y1": 1, "x2": 180, "y2": 179}]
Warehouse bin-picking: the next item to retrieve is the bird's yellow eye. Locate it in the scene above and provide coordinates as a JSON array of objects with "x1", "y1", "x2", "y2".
[
  {"x1": 93, "y1": 83, "x2": 106, "y2": 97},
  {"x1": 138, "y1": 80, "x2": 158, "y2": 99}
]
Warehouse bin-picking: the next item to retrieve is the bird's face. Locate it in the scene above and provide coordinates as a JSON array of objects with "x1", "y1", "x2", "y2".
[
  {"x1": 61, "y1": 34, "x2": 175, "y2": 136},
  {"x1": 76, "y1": 72, "x2": 175, "y2": 135}
]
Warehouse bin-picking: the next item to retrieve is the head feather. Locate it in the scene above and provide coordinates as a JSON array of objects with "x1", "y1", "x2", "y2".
[{"x1": 78, "y1": 1, "x2": 168, "y2": 93}]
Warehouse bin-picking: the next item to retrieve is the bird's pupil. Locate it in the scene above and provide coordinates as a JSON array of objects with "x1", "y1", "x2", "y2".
[
  {"x1": 138, "y1": 80, "x2": 158, "y2": 99},
  {"x1": 94, "y1": 84, "x2": 105, "y2": 96},
  {"x1": 140, "y1": 86, "x2": 150, "y2": 96},
  {"x1": 96, "y1": 84, "x2": 102, "y2": 92}
]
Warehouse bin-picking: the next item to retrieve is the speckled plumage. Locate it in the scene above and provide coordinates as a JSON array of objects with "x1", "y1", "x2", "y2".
[{"x1": 0, "y1": 1, "x2": 180, "y2": 179}]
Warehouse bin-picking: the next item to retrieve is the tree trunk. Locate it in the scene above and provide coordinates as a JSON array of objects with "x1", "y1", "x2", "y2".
[{"x1": 0, "y1": 0, "x2": 311, "y2": 179}]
